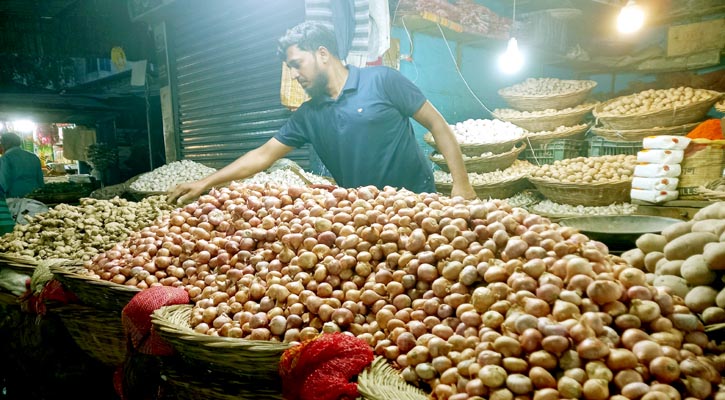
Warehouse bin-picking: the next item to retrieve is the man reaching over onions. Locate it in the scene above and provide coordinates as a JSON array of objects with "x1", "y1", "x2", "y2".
[{"x1": 168, "y1": 21, "x2": 475, "y2": 204}]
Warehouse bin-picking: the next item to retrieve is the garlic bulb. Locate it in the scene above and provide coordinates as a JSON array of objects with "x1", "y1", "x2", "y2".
[{"x1": 130, "y1": 160, "x2": 217, "y2": 192}]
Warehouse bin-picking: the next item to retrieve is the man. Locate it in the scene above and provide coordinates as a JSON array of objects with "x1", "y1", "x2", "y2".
[
  {"x1": 0, "y1": 132, "x2": 44, "y2": 199},
  {"x1": 169, "y1": 21, "x2": 475, "y2": 204}
]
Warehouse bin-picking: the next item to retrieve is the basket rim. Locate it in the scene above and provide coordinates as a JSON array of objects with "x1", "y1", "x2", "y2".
[
  {"x1": 526, "y1": 124, "x2": 591, "y2": 144},
  {"x1": 590, "y1": 120, "x2": 702, "y2": 138},
  {"x1": 50, "y1": 263, "x2": 143, "y2": 295},
  {"x1": 436, "y1": 174, "x2": 529, "y2": 189},
  {"x1": 430, "y1": 143, "x2": 526, "y2": 164},
  {"x1": 494, "y1": 102, "x2": 598, "y2": 123},
  {"x1": 592, "y1": 89, "x2": 723, "y2": 119},
  {"x1": 528, "y1": 177, "x2": 632, "y2": 188},
  {"x1": 498, "y1": 79, "x2": 597, "y2": 99}
]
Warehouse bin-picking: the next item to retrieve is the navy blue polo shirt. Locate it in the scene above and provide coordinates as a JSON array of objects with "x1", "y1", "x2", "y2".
[{"x1": 275, "y1": 65, "x2": 435, "y2": 193}]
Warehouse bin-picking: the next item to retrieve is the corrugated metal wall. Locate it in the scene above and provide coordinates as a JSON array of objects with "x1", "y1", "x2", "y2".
[{"x1": 168, "y1": 0, "x2": 311, "y2": 170}]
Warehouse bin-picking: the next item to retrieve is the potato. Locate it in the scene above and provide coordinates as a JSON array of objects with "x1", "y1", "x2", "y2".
[
  {"x1": 661, "y1": 220, "x2": 694, "y2": 242},
  {"x1": 717, "y1": 287, "x2": 725, "y2": 308},
  {"x1": 644, "y1": 251, "x2": 665, "y2": 273},
  {"x1": 663, "y1": 231, "x2": 718, "y2": 261},
  {"x1": 703, "y1": 242, "x2": 725, "y2": 271},
  {"x1": 636, "y1": 233, "x2": 667, "y2": 254},
  {"x1": 701, "y1": 307, "x2": 725, "y2": 325},
  {"x1": 621, "y1": 248, "x2": 645, "y2": 270},
  {"x1": 654, "y1": 259, "x2": 684, "y2": 277},
  {"x1": 691, "y1": 219, "x2": 725, "y2": 237},
  {"x1": 680, "y1": 254, "x2": 716, "y2": 285},
  {"x1": 652, "y1": 275, "x2": 689, "y2": 299},
  {"x1": 692, "y1": 201, "x2": 725, "y2": 221},
  {"x1": 684, "y1": 286, "x2": 717, "y2": 313}
]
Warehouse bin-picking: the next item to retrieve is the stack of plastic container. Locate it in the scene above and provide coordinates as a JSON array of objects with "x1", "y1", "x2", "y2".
[{"x1": 630, "y1": 135, "x2": 691, "y2": 204}]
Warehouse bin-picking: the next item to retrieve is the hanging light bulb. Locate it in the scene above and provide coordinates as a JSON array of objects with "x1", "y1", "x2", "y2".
[
  {"x1": 617, "y1": 0, "x2": 645, "y2": 34},
  {"x1": 498, "y1": 37, "x2": 524, "y2": 74}
]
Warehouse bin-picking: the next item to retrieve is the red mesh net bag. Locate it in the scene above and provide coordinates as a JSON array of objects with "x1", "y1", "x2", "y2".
[
  {"x1": 279, "y1": 332, "x2": 374, "y2": 400},
  {"x1": 121, "y1": 286, "x2": 189, "y2": 356}
]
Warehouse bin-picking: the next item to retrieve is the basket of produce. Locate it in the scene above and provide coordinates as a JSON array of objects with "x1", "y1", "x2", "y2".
[
  {"x1": 436, "y1": 176, "x2": 531, "y2": 200},
  {"x1": 527, "y1": 154, "x2": 636, "y2": 206},
  {"x1": 593, "y1": 88, "x2": 722, "y2": 130},
  {"x1": 696, "y1": 177, "x2": 725, "y2": 201},
  {"x1": 52, "y1": 304, "x2": 126, "y2": 366},
  {"x1": 151, "y1": 304, "x2": 291, "y2": 380},
  {"x1": 498, "y1": 78, "x2": 597, "y2": 111},
  {"x1": 423, "y1": 119, "x2": 527, "y2": 156},
  {"x1": 0, "y1": 253, "x2": 38, "y2": 275},
  {"x1": 434, "y1": 159, "x2": 537, "y2": 199},
  {"x1": 590, "y1": 120, "x2": 702, "y2": 142},
  {"x1": 125, "y1": 188, "x2": 168, "y2": 202},
  {"x1": 493, "y1": 102, "x2": 597, "y2": 132},
  {"x1": 528, "y1": 199, "x2": 639, "y2": 222},
  {"x1": 526, "y1": 123, "x2": 590, "y2": 146},
  {"x1": 128, "y1": 159, "x2": 218, "y2": 194},
  {"x1": 26, "y1": 182, "x2": 96, "y2": 205},
  {"x1": 50, "y1": 263, "x2": 141, "y2": 311},
  {"x1": 430, "y1": 143, "x2": 526, "y2": 174}
]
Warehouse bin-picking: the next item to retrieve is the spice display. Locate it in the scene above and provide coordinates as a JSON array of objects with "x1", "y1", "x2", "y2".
[
  {"x1": 81, "y1": 182, "x2": 724, "y2": 399},
  {"x1": 686, "y1": 119, "x2": 723, "y2": 140}
]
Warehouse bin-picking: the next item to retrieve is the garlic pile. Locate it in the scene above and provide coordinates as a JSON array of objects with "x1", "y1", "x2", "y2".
[
  {"x1": 599, "y1": 87, "x2": 714, "y2": 116},
  {"x1": 531, "y1": 199, "x2": 638, "y2": 216},
  {"x1": 495, "y1": 103, "x2": 597, "y2": 119},
  {"x1": 450, "y1": 119, "x2": 526, "y2": 143},
  {"x1": 434, "y1": 160, "x2": 536, "y2": 185},
  {"x1": 130, "y1": 160, "x2": 217, "y2": 192},
  {"x1": 241, "y1": 169, "x2": 332, "y2": 186},
  {"x1": 503, "y1": 191, "x2": 541, "y2": 208},
  {"x1": 531, "y1": 155, "x2": 636, "y2": 184},
  {"x1": 500, "y1": 78, "x2": 595, "y2": 97}
]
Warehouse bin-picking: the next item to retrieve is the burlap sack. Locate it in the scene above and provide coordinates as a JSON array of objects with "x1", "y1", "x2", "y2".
[{"x1": 678, "y1": 138, "x2": 725, "y2": 200}]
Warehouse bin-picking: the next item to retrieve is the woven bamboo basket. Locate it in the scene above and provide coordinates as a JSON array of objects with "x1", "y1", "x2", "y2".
[
  {"x1": 593, "y1": 90, "x2": 722, "y2": 130},
  {"x1": 527, "y1": 178, "x2": 632, "y2": 206},
  {"x1": 430, "y1": 144, "x2": 526, "y2": 174},
  {"x1": 423, "y1": 132, "x2": 526, "y2": 156},
  {"x1": 358, "y1": 357, "x2": 428, "y2": 400},
  {"x1": 50, "y1": 263, "x2": 141, "y2": 311},
  {"x1": 696, "y1": 177, "x2": 725, "y2": 201},
  {"x1": 494, "y1": 103, "x2": 596, "y2": 132},
  {"x1": 151, "y1": 304, "x2": 291, "y2": 380},
  {"x1": 436, "y1": 176, "x2": 532, "y2": 200},
  {"x1": 591, "y1": 120, "x2": 702, "y2": 142},
  {"x1": 158, "y1": 357, "x2": 283, "y2": 400},
  {"x1": 0, "y1": 254, "x2": 38, "y2": 275},
  {"x1": 526, "y1": 124, "x2": 590, "y2": 146},
  {"x1": 52, "y1": 304, "x2": 126, "y2": 366},
  {"x1": 498, "y1": 80, "x2": 597, "y2": 111},
  {"x1": 716, "y1": 99, "x2": 725, "y2": 113}
]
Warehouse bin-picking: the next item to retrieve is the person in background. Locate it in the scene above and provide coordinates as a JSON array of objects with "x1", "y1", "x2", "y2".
[
  {"x1": 169, "y1": 21, "x2": 474, "y2": 204},
  {"x1": 0, "y1": 132, "x2": 44, "y2": 199}
]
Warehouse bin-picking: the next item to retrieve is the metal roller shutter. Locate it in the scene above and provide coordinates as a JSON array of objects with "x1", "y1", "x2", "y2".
[{"x1": 169, "y1": 0, "x2": 310, "y2": 170}]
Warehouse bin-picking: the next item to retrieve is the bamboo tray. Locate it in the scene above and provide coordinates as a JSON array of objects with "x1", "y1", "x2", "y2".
[
  {"x1": 498, "y1": 80, "x2": 597, "y2": 111},
  {"x1": 50, "y1": 263, "x2": 141, "y2": 311},
  {"x1": 593, "y1": 90, "x2": 722, "y2": 130},
  {"x1": 527, "y1": 178, "x2": 632, "y2": 206},
  {"x1": 430, "y1": 144, "x2": 526, "y2": 174},
  {"x1": 494, "y1": 103, "x2": 597, "y2": 132},
  {"x1": 423, "y1": 131, "x2": 526, "y2": 156},
  {"x1": 590, "y1": 120, "x2": 702, "y2": 142}
]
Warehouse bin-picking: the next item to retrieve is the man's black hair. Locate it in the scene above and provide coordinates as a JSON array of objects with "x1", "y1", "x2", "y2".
[{"x1": 277, "y1": 21, "x2": 339, "y2": 61}]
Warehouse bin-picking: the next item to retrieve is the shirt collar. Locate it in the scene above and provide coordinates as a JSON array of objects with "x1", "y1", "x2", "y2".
[
  {"x1": 311, "y1": 65, "x2": 360, "y2": 105},
  {"x1": 4, "y1": 146, "x2": 20, "y2": 155}
]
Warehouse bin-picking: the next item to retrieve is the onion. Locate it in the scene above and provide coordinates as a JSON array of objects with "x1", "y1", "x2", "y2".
[
  {"x1": 478, "y1": 364, "x2": 507, "y2": 388},
  {"x1": 648, "y1": 356, "x2": 680, "y2": 383}
]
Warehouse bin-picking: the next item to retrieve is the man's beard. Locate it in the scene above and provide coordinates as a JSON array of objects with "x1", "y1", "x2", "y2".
[{"x1": 304, "y1": 65, "x2": 329, "y2": 99}]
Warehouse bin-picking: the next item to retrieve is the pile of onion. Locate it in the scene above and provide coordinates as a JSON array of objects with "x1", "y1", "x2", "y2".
[{"x1": 86, "y1": 182, "x2": 725, "y2": 399}]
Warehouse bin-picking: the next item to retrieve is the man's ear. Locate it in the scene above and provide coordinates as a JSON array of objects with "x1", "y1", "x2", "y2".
[{"x1": 317, "y1": 46, "x2": 330, "y2": 63}]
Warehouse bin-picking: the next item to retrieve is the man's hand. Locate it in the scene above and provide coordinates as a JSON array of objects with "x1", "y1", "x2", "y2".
[
  {"x1": 451, "y1": 182, "x2": 477, "y2": 200},
  {"x1": 167, "y1": 181, "x2": 209, "y2": 205}
]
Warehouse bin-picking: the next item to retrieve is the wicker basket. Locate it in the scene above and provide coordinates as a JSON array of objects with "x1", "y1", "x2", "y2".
[
  {"x1": 696, "y1": 177, "x2": 725, "y2": 201},
  {"x1": 423, "y1": 132, "x2": 526, "y2": 156},
  {"x1": 126, "y1": 188, "x2": 168, "y2": 202},
  {"x1": 527, "y1": 178, "x2": 632, "y2": 206},
  {"x1": 716, "y1": 99, "x2": 725, "y2": 113},
  {"x1": 430, "y1": 144, "x2": 526, "y2": 174},
  {"x1": 151, "y1": 304, "x2": 291, "y2": 380},
  {"x1": 591, "y1": 120, "x2": 702, "y2": 142},
  {"x1": 358, "y1": 357, "x2": 428, "y2": 400},
  {"x1": 0, "y1": 254, "x2": 38, "y2": 275},
  {"x1": 494, "y1": 103, "x2": 596, "y2": 132},
  {"x1": 593, "y1": 90, "x2": 722, "y2": 130},
  {"x1": 498, "y1": 80, "x2": 597, "y2": 111},
  {"x1": 436, "y1": 176, "x2": 532, "y2": 200},
  {"x1": 526, "y1": 124, "x2": 590, "y2": 146},
  {"x1": 52, "y1": 304, "x2": 126, "y2": 366},
  {"x1": 50, "y1": 263, "x2": 141, "y2": 311}
]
